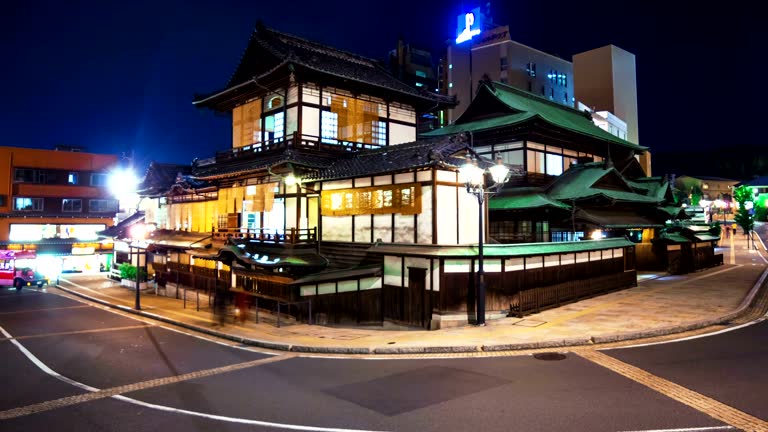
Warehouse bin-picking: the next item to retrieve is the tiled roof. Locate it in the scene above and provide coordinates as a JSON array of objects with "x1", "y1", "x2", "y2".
[
  {"x1": 546, "y1": 162, "x2": 662, "y2": 204},
  {"x1": 196, "y1": 24, "x2": 451, "y2": 108},
  {"x1": 138, "y1": 162, "x2": 192, "y2": 196},
  {"x1": 489, "y1": 192, "x2": 571, "y2": 211},
  {"x1": 422, "y1": 81, "x2": 647, "y2": 152},
  {"x1": 304, "y1": 134, "x2": 482, "y2": 182},
  {"x1": 191, "y1": 150, "x2": 334, "y2": 180}
]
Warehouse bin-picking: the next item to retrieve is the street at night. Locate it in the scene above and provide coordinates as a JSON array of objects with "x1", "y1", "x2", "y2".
[{"x1": 1, "y1": 282, "x2": 766, "y2": 431}]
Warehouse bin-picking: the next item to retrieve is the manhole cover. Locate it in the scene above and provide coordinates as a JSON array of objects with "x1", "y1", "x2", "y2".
[{"x1": 533, "y1": 352, "x2": 567, "y2": 361}]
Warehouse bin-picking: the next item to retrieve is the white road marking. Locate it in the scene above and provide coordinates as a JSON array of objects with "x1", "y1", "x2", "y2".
[
  {"x1": 617, "y1": 426, "x2": 735, "y2": 432},
  {"x1": 0, "y1": 324, "x2": 386, "y2": 431},
  {"x1": 606, "y1": 318, "x2": 765, "y2": 350}
]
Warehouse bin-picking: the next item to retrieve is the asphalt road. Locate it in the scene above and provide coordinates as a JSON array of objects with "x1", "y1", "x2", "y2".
[{"x1": 3, "y1": 286, "x2": 765, "y2": 431}]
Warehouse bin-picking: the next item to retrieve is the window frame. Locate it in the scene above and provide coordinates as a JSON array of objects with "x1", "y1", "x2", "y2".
[
  {"x1": 62, "y1": 198, "x2": 83, "y2": 213},
  {"x1": 13, "y1": 197, "x2": 43, "y2": 211}
]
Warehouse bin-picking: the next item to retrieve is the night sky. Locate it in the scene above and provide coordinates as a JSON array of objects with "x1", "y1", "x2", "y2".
[{"x1": 3, "y1": 1, "x2": 764, "y2": 174}]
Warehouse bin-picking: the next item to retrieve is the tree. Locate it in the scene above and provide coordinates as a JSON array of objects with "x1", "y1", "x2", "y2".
[{"x1": 732, "y1": 185, "x2": 755, "y2": 236}]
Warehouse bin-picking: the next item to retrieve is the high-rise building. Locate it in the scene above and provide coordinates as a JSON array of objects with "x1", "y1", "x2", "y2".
[{"x1": 445, "y1": 7, "x2": 574, "y2": 123}]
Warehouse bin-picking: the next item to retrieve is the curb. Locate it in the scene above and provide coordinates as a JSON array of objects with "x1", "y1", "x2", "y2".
[{"x1": 53, "y1": 267, "x2": 768, "y2": 356}]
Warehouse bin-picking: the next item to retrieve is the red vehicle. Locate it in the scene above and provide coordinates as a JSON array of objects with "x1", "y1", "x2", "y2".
[{"x1": 0, "y1": 250, "x2": 49, "y2": 290}]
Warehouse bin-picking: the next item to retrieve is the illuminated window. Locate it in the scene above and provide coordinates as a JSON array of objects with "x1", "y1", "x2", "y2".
[
  {"x1": 449, "y1": 64, "x2": 453, "y2": 69},
  {"x1": 264, "y1": 112, "x2": 284, "y2": 142},
  {"x1": 449, "y1": 82, "x2": 453, "y2": 88},
  {"x1": 546, "y1": 153, "x2": 564, "y2": 176},
  {"x1": 62, "y1": 199, "x2": 82, "y2": 212},
  {"x1": 415, "y1": 70, "x2": 427, "y2": 78},
  {"x1": 267, "y1": 96, "x2": 283, "y2": 110},
  {"x1": 372, "y1": 121, "x2": 386, "y2": 145},
  {"x1": 14, "y1": 197, "x2": 43, "y2": 211},
  {"x1": 321, "y1": 111, "x2": 338, "y2": 144},
  {"x1": 526, "y1": 62, "x2": 536, "y2": 77},
  {"x1": 415, "y1": 82, "x2": 424, "y2": 87},
  {"x1": 67, "y1": 173, "x2": 78, "y2": 185}
]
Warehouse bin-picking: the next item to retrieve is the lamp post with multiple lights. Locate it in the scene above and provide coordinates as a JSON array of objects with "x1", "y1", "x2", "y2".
[{"x1": 459, "y1": 156, "x2": 510, "y2": 326}]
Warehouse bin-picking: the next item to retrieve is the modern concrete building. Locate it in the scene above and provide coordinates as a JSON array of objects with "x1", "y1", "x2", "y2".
[
  {"x1": 446, "y1": 15, "x2": 574, "y2": 123},
  {"x1": 573, "y1": 45, "x2": 646, "y2": 172},
  {"x1": 0, "y1": 145, "x2": 118, "y2": 274}
]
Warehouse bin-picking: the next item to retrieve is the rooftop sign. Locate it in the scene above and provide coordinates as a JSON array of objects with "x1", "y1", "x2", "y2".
[{"x1": 455, "y1": 8, "x2": 484, "y2": 44}]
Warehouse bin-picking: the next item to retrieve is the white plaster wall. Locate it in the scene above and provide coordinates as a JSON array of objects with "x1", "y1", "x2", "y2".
[
  {"x1": 416, "y1": 170, "x2": 432, "y2": 182},
  {"x1": 444, "y1": 259, "x2": 471, "y2": 273},
  {"x1": 404, "y1": 257, "x2": 430, "y2": 290},
  {"x1": 373, "y1": 175, "x2": 391, "y2": 186},
  {"x1": 286, "y1": 106, "x2": 298, "y2": 135},
  {"x1": 360, "y1": 277, "x2": 382, "y2": 290},
  {"x1": 321, "y1": 215, "x2": 352, "y2": 241},
  {"x1": 322, "y1": 179, "x2": 353, "y2": 191},
  {"x1": 394, "y1": 173, "x2": 415, "y2": 184},
  {"x1": 354, "y1": 177, "x2": 372, "y2": 187},
  {"x1": 389, "y1": 123, "x2": 416, "y2": 145},
  {"x1": 417, "y1": 186, "x2": 433, "y2": 244},
  {"x1": 288, "y1": 85, "x2": 299, "y2": 104},
  {"x1": 354, "y1": 215, "x2": 371, "y2": 243},
  {"x1": 338, "y1": 280, "x2": 357, "y2": 293},
  {"x1": 384, "y1": 256, "x2": 402, "y2": 286},
  {"x1": 394, "y1": 214, "x2": 415, "y2": 243},
  {"x1": 544, "y1": 255, "x2": 560, "y2": 267},
  {"x1": 436, "y1": 169, "x2": 457, "y2": 183},
  {"x1": 457, "y1": 189, "x2": 480, "y2": 244},
  {"x1": 505, "y1": 257, "x2": 525, "y2": 271},
  {"x1": 482, "y1": 259, "x2": 502, "y2": 273},
  {"x1": 318, "y1": 282, "x2": 335, "y2": 295},
  {"x1": 431, "y1": 259, "x2": 440, "y2": 291},
  {"x1": 302, "y1": 106, "x2": 320, "y2": 137},
  {"x1": 285, "y1": 196, "x2": 298, "y2": 229},
  {"x1": 436, "y1": 185, "x2": 458, "y2": 244},
  {"x1": 373, "y1": 214, "x2": 391, "y2": 243}
]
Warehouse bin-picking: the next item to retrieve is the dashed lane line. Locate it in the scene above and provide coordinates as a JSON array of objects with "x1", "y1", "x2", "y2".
[
  {"x1": 0, "y1": 305, "x2": 90, "y2": 315},
  {"x1": 0, "y1": 327, "x2": 295, "y2": 421},
  {"x1": 578, "y1": 350, "x2": 768, "y2": 432},
  {"x1": 1, "y1": 324, "x2": 153, "y2": 342}
]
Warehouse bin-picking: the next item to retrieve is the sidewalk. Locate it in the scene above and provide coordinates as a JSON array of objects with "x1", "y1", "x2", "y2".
[{"x1": 53, "y1": 235, "x2": 768, "y2": 355}]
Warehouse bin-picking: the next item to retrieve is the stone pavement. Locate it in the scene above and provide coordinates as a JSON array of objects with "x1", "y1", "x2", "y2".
[{"x1": 50, "y1": 233, "x2": 768, "y2": 355}]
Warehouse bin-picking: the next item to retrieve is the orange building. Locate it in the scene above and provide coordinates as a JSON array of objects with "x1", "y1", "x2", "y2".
[{"x1": 0, "y1": 145, "x2": 118, "y2": 274}]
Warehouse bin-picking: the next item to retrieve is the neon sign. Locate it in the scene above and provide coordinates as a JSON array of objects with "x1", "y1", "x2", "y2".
[{"x1": 455, "y1": 8, "x2": 483, "y2": 44}]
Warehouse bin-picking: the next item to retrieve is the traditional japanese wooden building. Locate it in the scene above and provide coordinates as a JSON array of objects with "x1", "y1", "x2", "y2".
[{"x1": 136, "y1": 25, "x2": 654, "y2": 329}]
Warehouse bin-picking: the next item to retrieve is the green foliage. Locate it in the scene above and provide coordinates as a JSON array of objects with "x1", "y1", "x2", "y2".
[
  {"x1": 734, "y1": 209, "x2": 754, "y2": 234},
  {"x1": 119, "y1": 263, "x2": 147, "y2": 282},
  {"x1": 119, "y1": 263, "x2": 136, "y2": 280},
  {"x1": 755, "y1": 204, "x2": 768, "y2": 222},
  {"x1": 733, "y1": 185, "x2": 754, "y2": 206}
]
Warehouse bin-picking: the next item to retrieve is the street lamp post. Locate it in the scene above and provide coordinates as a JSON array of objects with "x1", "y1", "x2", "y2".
[
  {"x1": 129, "y1": 223, "x2": 147, "y2": 310},
  {"x1": 459, "y1": 156, "x2": 510, "y2": 326}
]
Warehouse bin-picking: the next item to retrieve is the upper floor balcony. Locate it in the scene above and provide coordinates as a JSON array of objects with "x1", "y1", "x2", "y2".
[
  {"x1": 211, "y1": 133, "x2": 383, "y2": 164},
  {"x1": 213, "y1": 226, "x2": 318, "y2": 245}
]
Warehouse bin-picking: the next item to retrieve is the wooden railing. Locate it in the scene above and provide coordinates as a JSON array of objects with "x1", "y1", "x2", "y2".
[
  {"x1": 511, "y1": 270, "x2": 637, "y2": 318},
  {"x1": 213, "y1": 132, "x2": 382, "y2": 162},
  {"x1": 213, "y1": 227, "x2": 317, "y2": 244}
]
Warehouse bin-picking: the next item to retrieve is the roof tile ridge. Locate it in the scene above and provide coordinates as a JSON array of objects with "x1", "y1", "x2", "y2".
[{"x1": 264, "y1": 26, "x2": 378, "y2": 67}]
